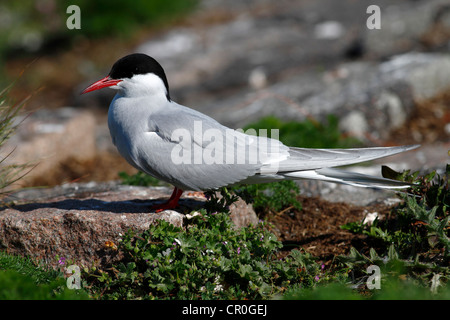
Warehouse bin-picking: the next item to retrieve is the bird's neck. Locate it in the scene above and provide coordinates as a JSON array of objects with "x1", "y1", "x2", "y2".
[{"x1": 117, "y1": 74, "x2": 170, "y2": 101}]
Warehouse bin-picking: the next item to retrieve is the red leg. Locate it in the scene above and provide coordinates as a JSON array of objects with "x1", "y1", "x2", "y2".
[{"x1": 151, "y1": 187, "x2": 183, "y2": 212}]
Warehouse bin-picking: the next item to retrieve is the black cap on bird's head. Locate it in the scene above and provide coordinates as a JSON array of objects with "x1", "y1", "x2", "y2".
[{"x1": 82, "y1": 53, "x2": 170, "y2": 100}]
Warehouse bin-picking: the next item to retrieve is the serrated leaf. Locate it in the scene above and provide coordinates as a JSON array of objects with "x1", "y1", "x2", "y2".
[
  {"x1": 387, "y1": 245, "x2": 399, "y2": 260},
  {"x1": 369, "y1": 248, "x2": 379, "y2": 261}
]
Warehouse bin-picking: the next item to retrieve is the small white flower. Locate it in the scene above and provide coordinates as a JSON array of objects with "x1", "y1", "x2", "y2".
[
  {"x1": 186, "y1": 211, "x2": 202, "y2": 219},
  {"x1": 213, "y1": 276, "x2": 224, "y2": 292},
  {"x1": 363, "y1": 211, "x2": 378, "y2": 226},
  {"x1": 202, "y1": 249, "x2": 214, "y2": 256}
]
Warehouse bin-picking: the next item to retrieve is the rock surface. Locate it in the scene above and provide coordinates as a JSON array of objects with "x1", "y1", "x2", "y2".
[
  {"x1": 0, "y1": 183, "x2": 258, "y2": 268},
  {"x1": 203, "y1": 52, "x2": 450, "y2": 140}
]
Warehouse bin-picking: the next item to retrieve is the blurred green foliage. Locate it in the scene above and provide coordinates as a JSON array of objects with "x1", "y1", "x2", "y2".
[
  {"x1": 0, "y1": 0, "x2": 198, "y2": 86},
  {"x1": 0, "y1": 269, "x2": 89, "y2": 299},
  {"x1": 0, "y1": 0, "x2": 198, "y2": 52},
  {"x1": 0, "y1": 251, "x2": 89, "y2": 300},
  {"x1": 118, "y1": 171, "x2": 166, "y2": 187},
  {"x1": 243, "y1": 115, "x2": 361, "y2": 149},
  {"x1": 59, "y1": 0, "x2": 198, "y2": 37}
]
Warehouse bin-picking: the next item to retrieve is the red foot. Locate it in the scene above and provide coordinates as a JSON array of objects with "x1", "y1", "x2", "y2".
[{"x1": 151, "y1": 187, "x2": 183, "y2": 212}]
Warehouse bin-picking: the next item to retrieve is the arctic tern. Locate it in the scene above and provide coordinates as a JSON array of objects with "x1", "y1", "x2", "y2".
[{"x1": 82, "y1": 53, "x2": 418, "y2": 211}]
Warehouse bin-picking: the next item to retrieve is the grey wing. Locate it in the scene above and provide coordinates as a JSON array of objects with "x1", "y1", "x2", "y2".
[
  {"x1": 270, "y1": 145, "x2": 420, "y2": 173},
  {"x1": 138, "y1": 106, "x2": 264, "y2": 190}
]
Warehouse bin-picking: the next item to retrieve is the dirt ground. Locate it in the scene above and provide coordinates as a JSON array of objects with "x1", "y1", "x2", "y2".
[
  {"x1": 388, "y1": 89, "x2": 450, "y2": 146},
  {"x1": 264, "y1": 196, "x2": 391, "y2": 266}
]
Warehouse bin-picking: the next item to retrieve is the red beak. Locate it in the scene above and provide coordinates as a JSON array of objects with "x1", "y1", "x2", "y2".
[{"x1": 81, "y1": 76, "x2": 122, "y2": 94}]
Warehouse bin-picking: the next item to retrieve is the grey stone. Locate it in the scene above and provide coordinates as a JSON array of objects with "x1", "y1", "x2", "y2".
[
  {"x1": 0, "y1": 183, "x2": 258, "y2": 268},
  {"x1": 364, "y1": 0, "x2": 450, "y2": 58}
]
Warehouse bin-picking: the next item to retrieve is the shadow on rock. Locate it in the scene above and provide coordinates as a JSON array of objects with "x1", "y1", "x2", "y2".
[{"x1": 0, "y1": 197, "x2": 206, "y2": 214}]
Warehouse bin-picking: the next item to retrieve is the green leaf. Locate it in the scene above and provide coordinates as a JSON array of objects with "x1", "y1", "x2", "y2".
[{"x1": 387, "y1": 245, "x2": 399, "y2": 261}]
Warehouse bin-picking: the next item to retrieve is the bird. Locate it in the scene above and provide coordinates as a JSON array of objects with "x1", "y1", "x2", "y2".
[{"x1": 82, "y1": 53, "x2": 419, "y2": 212}]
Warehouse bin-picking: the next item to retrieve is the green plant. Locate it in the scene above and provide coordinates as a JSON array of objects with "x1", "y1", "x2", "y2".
[
  {"x1": 382, "y1": 164, "x2": 449, "y2": 217},
  {"x1": 203, "y1": 187, "x2": 239, "y2": 214},
  {"x1": 282, "y1": 272, "x2": 450, "y2": 300},
  {"x1": 231, "y1": 180, "x2": 302, "y2": 213},
  {"x1": 337, "y1": 245, "x2": 449, "y2": 299},
  {"x1": 84, "y1": 211, "x2": 322, "y2": 300},
  {"x1": 339, "y1": 165, "x2": 449, "y2": 297},
  {"x1": 282, "y1": 282, "x2": 364, "y2": 300},
  {"x1": 0, "y1": 251, "x2": 89, "y2": 300},
  {"x1": 343, "y1": 165, "x2": 449, "y2": 258},
  {"x1": 0, "y1": 269, "x2": 89, "y2": 300},
  {"x1": 118, "y1": 171, "x2": 164, "y2": 187},
  {"x1": 0, "y1": 85, "x2": 34, "y2": 198},
  {"x1": 243, "y1": 115, "x2": 360, "y2": 149},
  {"x1": 0, "y1": 251, "x2": 59, "y2": 285}
]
